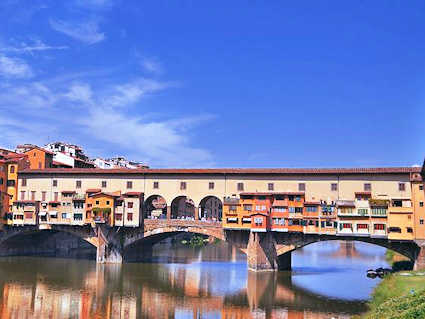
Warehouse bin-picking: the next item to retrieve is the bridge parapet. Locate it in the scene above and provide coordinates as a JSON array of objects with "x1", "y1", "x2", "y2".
[{"x1": 143, "y1": 219, "x2": 222, "y2": 231}]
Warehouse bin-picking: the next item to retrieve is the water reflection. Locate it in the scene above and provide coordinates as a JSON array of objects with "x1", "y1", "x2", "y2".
[{"x1": 0, "y1": 241, "x2": 388, "y2": 319}]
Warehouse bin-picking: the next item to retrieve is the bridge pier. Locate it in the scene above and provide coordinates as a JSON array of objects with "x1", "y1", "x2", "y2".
[
  {"x1": 247, "y1": 231, "x2": 279, "y2": 271},
  {"x1": 96, "y1": 225, "x2": 123, "y2": 264},
  {"x1": 414, "y1": 241, "x2": 425, "y2": 271}
]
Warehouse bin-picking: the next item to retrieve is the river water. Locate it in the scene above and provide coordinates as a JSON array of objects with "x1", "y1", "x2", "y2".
[{"x1": 0, "y1": 240, "x2": 389, "y2": 318}]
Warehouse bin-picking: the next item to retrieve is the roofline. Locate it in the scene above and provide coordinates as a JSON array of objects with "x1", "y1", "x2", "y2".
[
  {"x1": 18, "y1": 167, "x2": 421, "y2": 176},
  {"x1": 421, "y1": 159, "x2": 425, "y2": 179}
]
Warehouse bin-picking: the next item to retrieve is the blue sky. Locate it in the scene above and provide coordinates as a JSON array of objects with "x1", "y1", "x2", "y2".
[{"x1": 0, "y1": 1, "x2": 424, "y2": 168}]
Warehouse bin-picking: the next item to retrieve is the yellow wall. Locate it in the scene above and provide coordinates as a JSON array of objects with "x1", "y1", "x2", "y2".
[{"x1": 412, "y1": 181, "x2": 425, "y2": 239}]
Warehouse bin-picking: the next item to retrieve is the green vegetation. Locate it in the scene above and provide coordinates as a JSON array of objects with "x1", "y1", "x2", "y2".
[
  {"x1": 385, "y1": 250, "x2": 413, "y2": 271},
  {"x1": 181, "y1": 235, "x2": 208, "y2": 247},
  {"x1": 365, "y1": 272, "x2": 425, "y2": 318}
]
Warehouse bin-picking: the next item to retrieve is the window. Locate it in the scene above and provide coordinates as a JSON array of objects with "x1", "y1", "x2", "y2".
[
  {"x1": 420, "y1": 185, "x2": 424, "y2": 191},
  {"x1": 38, "y1": 162, "x2": 42, "y2": 169},
  {"x1": 288, "y1": 207, "x2": 295, "y2": 213},
  {"x1": 399, "y1": 183, "x2": 405, "y2": 191},
  {"x1": 295, "y1": 207, "x2": 303, "y2": 213},
  {"x1": 420, "y1": 202, "x2": 424, "y2": 207},
  {"x1": 237, "y1": 183, "x2": 244, "y2": 191},
  {"x1": 6, "y1": 180, "x2": 15, "y2": 187},
  {"x1": 115, "y1": 214, "x2": 122, "y2": 221},
  {"x1": 54, "y1": 192, "x2": 58, "y2": 201},
  {"x1": 153, "y1": 181, "x2": 159, "y2": 189},
  {"x1": 357, "y1": 224, "x2": 368, "y2": 229},
  {"x1": 20, "y1": 191, "x2": 25, "y2": 200},
  {"x1": 421, "y1": 219, "x2": 424, "y2": 225},
  {"x1": 407, "y1": 227, "x2": 413, "y2": 233},
  {"x1": 42, "y1": 191, "x2": 46, "y2": 201},
  {"x1": 331, "y1": 183, "x2": 338, "y2": 191},
  {"x1": 305, "y1": 206, "x2": 317, "y2": 212},
  {"x1": 127, "y1": 202, "x2": 133, "y2": 209},
  {"x1": 0, "y1": 178, "x2": 2, "y2": 185},
  {"x1": 76, "y1": 180, "x2": 82, "y2": 188},
  {"x1": 243, "y1": 204, "x2": 252, "y2": 211},
  {"x1": 374, "y1": 224, "x2": 385, "y2": 230},
  {"x1": 180, "y1": 182, "x2": 186, "y2": 190},
  {"x1": 229, "y1": 205, "x2": 237, "y2": 212},
  {"x1": 31, "y1": 191, "x2": 35, "y2": 201},
  {"x1": 9, "y1": 166, "x2": 15, "y2": 173},
  {"x1": 62, "y1": 213, "x2": 67, "y2": 219},
  {"x1": 208, "y1": 182, "x2": 214, "y2": 190},
  {"x1": 342, "y1": 223, "x2": 352, "y2": 229},
  {"x1": 295, "y1": 196, "x2": 301, "y2": 202},
  {"x1": 364, "y1": 183, "x2": 371, "y2": 192},
  {"x1": 127, "y1": 213, "x2": 133, "y2": 221},
  {"x1": 273, "y1": 207, "x2": 286, "y2": 213},
  {"x1": 102, "y1": 181, "x2": 107, "y2": 188},
  {"x1": 298, "y1": 183, "x2": 305, "y2": 191},
  {"x1": 127, "y1": 181, "x2": 133, "y2": 189},
  {"x1": 106, "y1": 201, "x2": 110, "y2": 205},
  {"x1": 53, "y1": 180, "x2": 57, "y2": 187},
  {"x1": 21, "y1": 179, "x2": 27, "y2": 187},
  {"x1": 268, "y1": 183, "x2": 274, "y2": 191},
  {"x1": 96, "y1": 201, "x2": 100, "y2": 205}
]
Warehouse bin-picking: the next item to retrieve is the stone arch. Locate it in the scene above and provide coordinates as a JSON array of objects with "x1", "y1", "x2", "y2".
[
  {"x1": 275, "y1": 235, "x2": 420, "y2": 261},
  {"x1": 0, "y1": 226, "x2": 98, "y2": 259},
  {"x1": 170, "y1": 196, "x2": 196, "y2": 220},
  {"x1": 143, "y1": 195, "x2": 167, "y2": 219},
  {"x1": 198, "y1": 196, "x2": 223, "y2": 221}
]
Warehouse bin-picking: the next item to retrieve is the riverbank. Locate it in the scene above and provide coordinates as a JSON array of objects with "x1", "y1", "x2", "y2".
[{"x1": 364, "y1": 271, "x2": 425, "y2": 318}]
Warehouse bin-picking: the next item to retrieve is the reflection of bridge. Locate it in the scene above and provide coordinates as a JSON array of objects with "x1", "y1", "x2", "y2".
[
  {"x1": 0, "y1": 258, "x2": 367, "y2": 318},
  {"x1": 0, "y1": 219, "x2": 423, "y2": 272}
]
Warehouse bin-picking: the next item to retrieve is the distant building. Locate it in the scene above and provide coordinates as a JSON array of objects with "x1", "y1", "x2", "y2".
[
  {"x1": 92, "y1": 156, "x2": 148, "y2": 169},
  {"x1": 22, "y1": 147, "x2": 54, "y2": 169},
  {"x1": 44, "y1": 142, "x2": 95, "y2": 168}
]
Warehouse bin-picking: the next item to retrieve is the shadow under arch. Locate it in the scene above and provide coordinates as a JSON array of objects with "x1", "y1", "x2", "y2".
[
  {"x1": 143, "y1": 194, "x2": 167, "y2": 219},
  {"x1": 170, "y1": 195, "x2": 196, "y2": 219},
  {"x1": 0, "y1": 228, "x2": 97, "y2": 260},
  {"x1": 198, "y1": 195, "x2": 223, "y2": 221},
  {"x1": 275, "y1": 235, "x2": 420, "y2": 262}
]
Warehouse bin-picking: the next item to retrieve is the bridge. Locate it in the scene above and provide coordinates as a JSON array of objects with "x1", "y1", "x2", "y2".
[{"x1": 0, "y1": 218, "x2": 423, "y2": 271}]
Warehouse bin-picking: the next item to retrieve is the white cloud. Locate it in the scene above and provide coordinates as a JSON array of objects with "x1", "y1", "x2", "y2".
[
  {"x1": 0, "y1": 76, "x2": 213, "y2": 167},
  {"x1": 0, "y1": 54, "x2": 33, "y2": 78},
  {"x1": 50, "y1": 19, "x2": 105, "y2": 44},
  {"x1": 0, "y1": 40, "x2": 68, "y2": 53},
  {"x1": 141, "y1": 57, "x2": 163, "y2": 74}
]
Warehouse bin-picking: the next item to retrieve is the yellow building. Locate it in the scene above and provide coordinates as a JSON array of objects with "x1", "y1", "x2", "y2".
[
  {"x1": 222, "y1": 196, "x2": 251, "y2": 230},
  {"x1": 388, "y1": 198, "x2": 414, "y2": 240},
  {"x1": 88, "y1": 192, "x2": 119, "y2": 226},
  {"x1": 411, "y1": 171, "x2": 425, "y2": 239}
]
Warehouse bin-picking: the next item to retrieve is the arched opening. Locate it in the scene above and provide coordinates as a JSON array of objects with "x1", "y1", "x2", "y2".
[
  {"x1": 0, "y1": 230, "x2": 96, "y2": 260},
  {"x1": 199, "y1": 196, "x2": 223, "y2": 221},
  {"x1": 144, "y1": 195, "x2": 167, "y2": 219},
  {"x1": 171, "y1": 196, "x2": 196, "y2": 220}
]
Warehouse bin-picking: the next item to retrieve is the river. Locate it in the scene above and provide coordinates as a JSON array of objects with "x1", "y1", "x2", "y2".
[{"x1": 0, "y1": 240, "x2": 389, "y2": 318}]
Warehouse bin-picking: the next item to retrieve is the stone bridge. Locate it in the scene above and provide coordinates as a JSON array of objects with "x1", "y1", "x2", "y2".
[{"x1": 0, "y1": 221, "x2": 424, "y2": 271}]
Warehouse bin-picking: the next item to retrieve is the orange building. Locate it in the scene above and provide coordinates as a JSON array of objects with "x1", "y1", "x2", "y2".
[
  {"x1": 303, "y1": 201, "x2": 321, "y2": 234},
  {"x1": 0, "y1": 160, "x2": 8, "y2": 221},
  {"x1": 23, "y1": 147, "x2": 53, "y2": 169},
  {"x1": 411, "y1": 170, "x2": 425, "y2": 239},
  {"x1": 222, "y1": 196, "x2": 250, "y2": 229},
  {"x1": 286, "y1": 192, "x2": 305, "y2": 232},
  {"x1": 87, "y1": 191, "x2": 120, "y2": 226},
  {"x1": 240, "y1": 193, "x2": 273, "y2": 232}
]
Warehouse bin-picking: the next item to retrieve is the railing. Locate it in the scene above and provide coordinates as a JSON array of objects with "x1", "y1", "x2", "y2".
[{"x1": 143, "y1": 219, "x2": 222, "y2": 228}]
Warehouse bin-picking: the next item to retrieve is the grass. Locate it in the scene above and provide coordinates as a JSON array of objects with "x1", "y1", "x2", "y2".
[{"x1": 364, "y1": 272, "x2": 425, "y2": 318}]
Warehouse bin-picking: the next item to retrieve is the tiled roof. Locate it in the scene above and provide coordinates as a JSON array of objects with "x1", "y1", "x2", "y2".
[
  {"x1": 304, "y1": 201, "x2": 321, "y2": 205},
  {"x1": 19, "y1": 167, "x2": 421, "y2": 175},
  {"x1": 61, "y1": 190, "x2": 76, "y2": 194},
  {"x1": 24, "y1": 146, "x2": 54, "y2": 155},
  {"x1": 86, "y1": 188, "x2": 101, "y2": 193},
  {"x1": 123, "y1": 192, "x2": 143, "y2": 196}
]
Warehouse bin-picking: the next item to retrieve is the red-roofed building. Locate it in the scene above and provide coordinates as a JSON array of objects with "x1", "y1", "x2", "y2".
[{"x1": 23, "y1": 147, "x2": 53, "y2": 169}]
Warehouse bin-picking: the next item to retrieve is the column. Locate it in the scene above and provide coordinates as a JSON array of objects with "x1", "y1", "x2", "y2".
[
  {"x1": 247, "y1": 231, "x2": 278, "y2": 271},
  {"x1": 166, "y1": 206, "x2": 171, "y2": 220},
  {"x1": 96, "y1": 225, "x2": 123, "y2": 264},
  {"x1": 414, "y1": 241, "x2": 425, "y2": 271}
]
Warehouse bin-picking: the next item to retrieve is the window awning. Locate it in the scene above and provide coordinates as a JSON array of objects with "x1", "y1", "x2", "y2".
[
  {"x1": 242, "y1": 218, "x2": 251, "y2": 222},
  {"x1": 39, "y1": 211, "x2": 47, "y2": 216},
  {"x1": 227, "y1": 217, "x2": 237, "y2": 221},
  {"x1": 49, "y1": 211, "x2": 57, "y2": 216}
]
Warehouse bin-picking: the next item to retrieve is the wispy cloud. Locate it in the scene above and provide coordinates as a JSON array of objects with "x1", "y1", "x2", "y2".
[
  {"x1": 0, "y1": 40, "x2": 68, "y2": 54},
  {"x1": 0, "y1": 75, "x2": 213, "y2": 167},
  {"x1": 50, "y1": 19, "x2": 105, "y2": 44},
  {"x1": 141, "y1": 57, "x2": 163, "y2": 74},
  {"x1": 0, "y1": 54, "x2": 33, "y2": 78},
  {"x1": 74, "y1": 0, "x2": 114, "y2": 10}
]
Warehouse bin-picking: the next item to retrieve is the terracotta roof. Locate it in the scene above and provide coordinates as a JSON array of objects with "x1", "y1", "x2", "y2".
[
  {"x1": 241, "y1": 192, "x2": 305, "y2": 196},
  {"x1": 421, "y1": 159, "x2": 425, "y2": 178},
  {"x1": 354, "y1": 191, "x2": 372, "y2": 195},
  {"x1": 86, "y1": 188, "x2": 101, "y2": 193},
  {"x1": 123, "y1": 192, "x2": 143, "y2": 196},
  {"x1": 61, "y1": 190, "x2": 76, "y2": 194},
  {"x1": 88, "y1": 192, "x2": 120, "y2": 198},
  {"x1": 14, "y1": 200, "x2": 37, "y2": 204},
  {"x1": 49, "y1": 201, "x2": 61, "y2": 204},
  {"x1": 18, "y1": 167, "x2": 421, "y2": 175},
  {"x1": 24, "y1": 146, "x2": 54, "y2": 155}
]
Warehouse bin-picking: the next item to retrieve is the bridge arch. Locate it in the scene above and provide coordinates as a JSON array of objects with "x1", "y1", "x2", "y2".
[
  {"x1": 170, "y1": 195, "x2": 196, "y2": 220},
  {"x1": 275, "y1": 235, "x2": 419, "y2": 261},
  {"x1": 143, "y1": 195, "x2": 167, "y2": 219},
  {"x1": 198, "y1": 195, "x2": 223, "y2": 221},
  {"x1": 0, "y1": 226, "x2": 98, "y2": 259}
]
